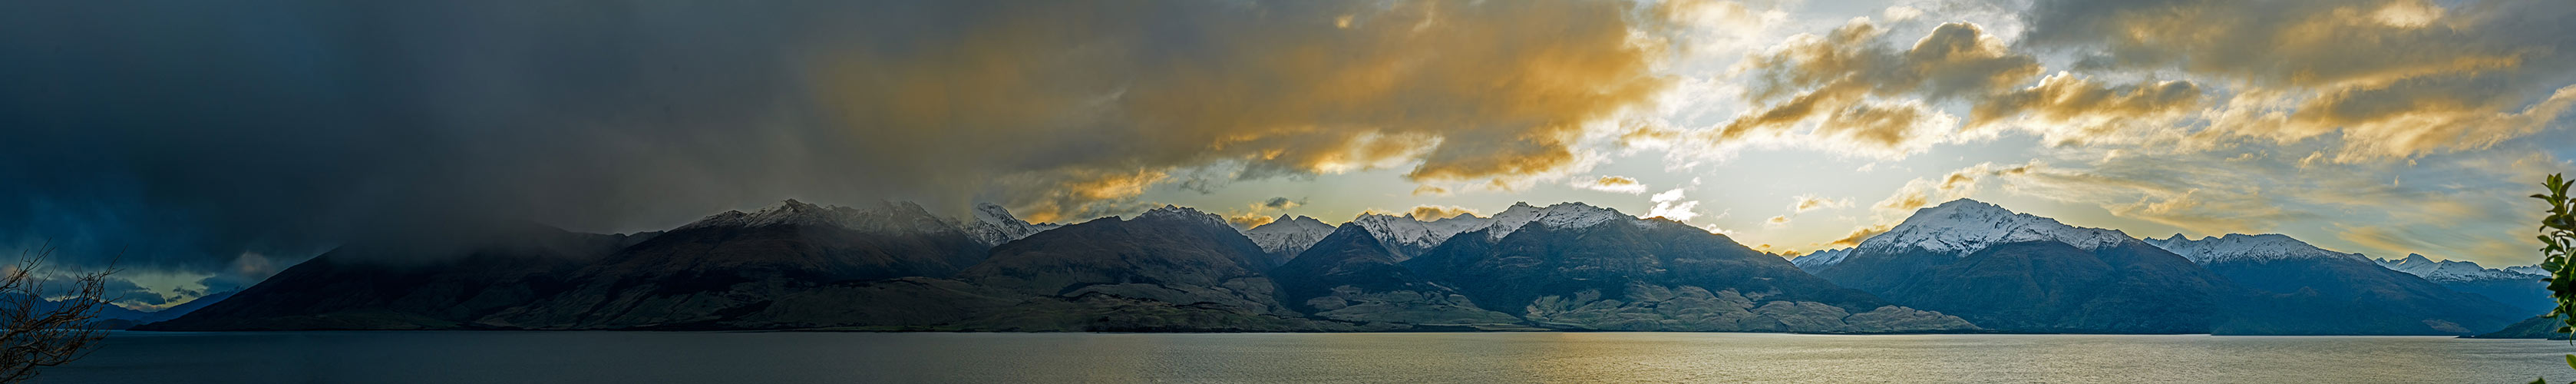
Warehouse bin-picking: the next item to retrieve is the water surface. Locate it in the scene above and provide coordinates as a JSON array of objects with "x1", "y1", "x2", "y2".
[{"x1": 40, "y1": 331, "x2": 2576, "y2": 383}]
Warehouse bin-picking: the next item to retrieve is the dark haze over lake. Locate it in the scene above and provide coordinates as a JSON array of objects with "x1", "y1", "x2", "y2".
[{"x1": 39, "y1": 332, "x2": 2576, "y2": 383}]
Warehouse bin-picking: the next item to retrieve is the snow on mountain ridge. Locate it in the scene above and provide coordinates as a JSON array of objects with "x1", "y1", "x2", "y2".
[
  {"x1": 676, "y1": 199, "x2": 840, "y2": 230},
  {"x1": 962, "y1": 202, "x2": 1062, "y2": 248},
  {"x1": 1349, "y1": 214, "x2": 1450, "y2": 257},
  {"x1": 1476, "y1": 202, "x2": 1640, "y2": 240},
  {"x1": 2374, "y1": 253, "x2": 2542, "y2": 283},
  {"x1": 2142, "y1": 233, "x2": 2363, "y2": 264},
  {"x1": 1243, "y1": 215, "x2": 1336, "y2": 256},
  {"x1": 1337, "y1": 201, "x2": 1643, "y2": 262},
  {"x1": 1850, "y1": 199, "x2": 2135, "y2": 260},
  {"x1": 1134, "y1": 204, "x2": 1234, "y2": 230},
  {"x1": 1791, "y1": 247, "x2": 1852, "y2": 270}
]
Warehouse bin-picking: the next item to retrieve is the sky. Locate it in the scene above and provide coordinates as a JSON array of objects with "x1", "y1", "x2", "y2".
[{"x1": 4, "y1": 0, "x2": 2574, "y2": 310}]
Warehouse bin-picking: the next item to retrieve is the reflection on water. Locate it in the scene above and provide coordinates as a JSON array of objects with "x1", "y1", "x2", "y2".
[{"x1": 40, "y1": 331, "x2": 2576, "y2": 383}]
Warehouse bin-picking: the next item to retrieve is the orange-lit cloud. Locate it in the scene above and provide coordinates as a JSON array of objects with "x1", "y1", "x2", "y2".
[
  {"x1": 1407, "y1": 205, "x2": 1481, "y2": 220},
  {"x1": 819, "y1": 0, "x2": 1679, "y2": 220},
  {"x1": 1220, "y1": 197, "x2": 1309, "y2": 229},
  {"x1": 1874, "y1": 161, "x2": 2039, "y2": 214},
  {"x1": 1825, "y1": 223, "x2": 1893, "y2": 248},
  {"x1": 1792, "y1": 194, "x2": 1851, "y2": 213},
  {"x1": 1227, "y1": 214, "x2": 1278, "y2": 229},
  {"x1": 1972, "y1": 72, "x2": 2204, "y2": 145},
  {"x1": 1570, "y1": 175, "x2": 1649, "y2": 194},
  {"x1": 1700, "y1": 22, "x2": 2036, "y2": 158}
]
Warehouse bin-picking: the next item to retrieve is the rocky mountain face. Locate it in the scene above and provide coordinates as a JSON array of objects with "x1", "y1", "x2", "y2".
[
  {"x1": 1806, "y1": 199, "x2": 2231, "y2": 333},
  {"x1": 1268, "y1": 224, "x2": 1521, "y2": 326},
  {"x1": 959, "y1": 205, "x2": 1290, "y2": 315},
  {"x1": 1403, "y1": 203, "x2": 1976, "y2": 333},
  {"x1": 2375, "y1": 253, "x2": 2551, "y2": 314},
  {"x1": 2145, "y1": 233, "x2": 2522, "y2": 335}
]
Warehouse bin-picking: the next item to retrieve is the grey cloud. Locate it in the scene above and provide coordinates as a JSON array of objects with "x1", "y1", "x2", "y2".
[
  {"x1": 2017, "y1": 0, "x2": 2576, "y2": 160},
  {"x1": 0, "y1": 0, "x2": 1679, "y2": 286}
]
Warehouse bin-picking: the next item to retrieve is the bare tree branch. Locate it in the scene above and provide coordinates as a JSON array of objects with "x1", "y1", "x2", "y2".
[{"x1": 0, "y1": 244, "x2": 115, "y2": 383}]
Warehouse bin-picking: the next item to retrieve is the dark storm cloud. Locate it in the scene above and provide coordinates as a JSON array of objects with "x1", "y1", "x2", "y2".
[
  {"x1": 0, "y1": 0, "x2": 1676, "y2": 286},
  {"x1": 2, "y1": 1, "x2": 893, "y2": 276}
]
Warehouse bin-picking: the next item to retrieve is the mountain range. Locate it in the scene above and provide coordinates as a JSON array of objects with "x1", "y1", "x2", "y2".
[
  {"x1": 1796, "y1": 200, "x2": 2522, "y2": 335},
  {"x1": 2373, "y1": 253, "x2": 2551, "y2": 313},
  {"x1": 3, "y1": 290, "x2": 233, "y2": 329},
  {"x1": 138, "y1": 198, "x2": 2543, "y2": 336}
]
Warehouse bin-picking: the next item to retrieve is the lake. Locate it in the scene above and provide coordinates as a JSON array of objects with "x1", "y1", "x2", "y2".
[{"x1": 36, "y1": 331, "x2": 2576, "y2": 383}]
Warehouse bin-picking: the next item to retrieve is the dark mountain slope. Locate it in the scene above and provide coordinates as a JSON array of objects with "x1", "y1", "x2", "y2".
[
  {"x1": 1826, "y1": 240, "x2": 2227, "y2": 333},
  {"x1": 138, "y1": 222, "x2": 637, "y2": 330},
  {"x1": 956, "y1": 206, "x2": 1289, "y2": 316},
  {"x1": 2145, "y1": 233, "x2": 2524, "y2": 335},
  {"x1": 1403, "y1": 203, "x2": 1975, "y2": 333},
  {"x1": 481, "y1": 200, "x2": 987, "y2": 329},
  {"x1": 1268, "y1": 223, "x2": 1520, "y2": 326}
]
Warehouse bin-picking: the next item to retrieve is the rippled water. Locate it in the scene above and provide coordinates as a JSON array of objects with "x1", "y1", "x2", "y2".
[{"x1": 37, "y1": 331, "x2": 2576, "y2": 383}]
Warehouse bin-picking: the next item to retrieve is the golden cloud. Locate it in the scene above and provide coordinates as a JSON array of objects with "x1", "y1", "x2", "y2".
[
  {"x1": 1791, "y1": 194, "x2": 1851, "y2": 213},
  {"x1": 1825, "y1": 223, "x2": 1893, "y2": 248},
  {"x1": 1570, "y1": 175, "x2": 1649, "y2": 194},
  {"x1": 1407, "y1": 205, "x2": 1481, "y2": 220},
  {"x1": 1696, "y1": 0, "x2": 2576, "y2": 166},
  {"x1": 1227, "y1": 214, "x2": 1279, "y2": 229},
  {"x1": 1874, "y1": 161, "x2": 2037, "y2": 214},
  {"x1": 1009, "y1": 169, "x2": 1171, "y2": 223},
  {"x1": 1701, "y1": 21, "x2": 2099, "y2": 159},
  {"x1": 1219, "y1": 197, "x2": 1309, "y2": 229},
  {"x1": 1971, "y1": 72, "x2": 2204, "y2": 145},
  {"x1": 816, "y1": 0, "x2": 1676, "y2": 222}
]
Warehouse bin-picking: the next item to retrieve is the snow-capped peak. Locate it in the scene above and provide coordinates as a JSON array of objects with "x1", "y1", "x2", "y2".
[
  {"x1": 1477, "y1": 202, "x2": 1639, "y2": 240},
  {"x1": 1133, "y1": 204, "x2": 1232, "y2": 230},
  {"x1": 2142, "y1": 233, "x2": 2363, "y2": 264},
  {"x1": 1243, "y1": 215, "x2": 1335, "y2": 256},
  {"x1": 1790, "y1": 247, "x2": 1853, "y2": 271},
  {"x1": 2373, "y1": 253, "x2": 2543, "y2": 283},
  {"x1": 677, "y1": 199, "x2": 834, "y2": 230},
  {"x1": 959, "y1": 202, "x2": 1062, "y2": 248},
  {"x1": 1349, "y1": 213, "x2": 1452, "y2": 260},
  {"x1": 1855, "y1": 198, "x2": 2134, "y2": 258}
]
